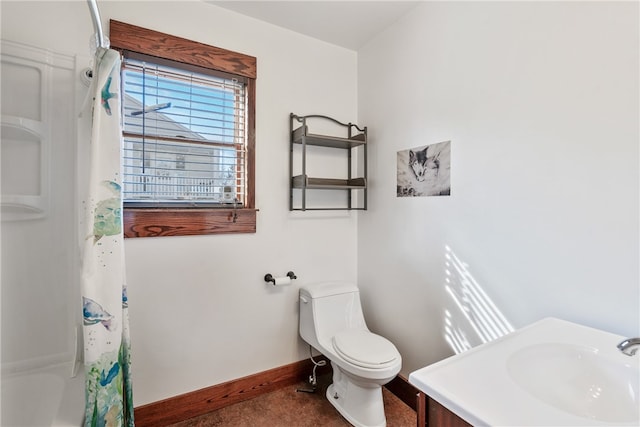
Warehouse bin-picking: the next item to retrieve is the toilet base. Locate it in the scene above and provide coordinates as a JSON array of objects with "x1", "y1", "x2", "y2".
[{"x1": 326, "y1": 364, "x2": 387, "y2": 427}]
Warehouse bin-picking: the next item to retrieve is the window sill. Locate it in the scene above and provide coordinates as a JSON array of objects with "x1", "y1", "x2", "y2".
[{"x1": 123, "y1": 208, "x2": 257, "y2": 238}]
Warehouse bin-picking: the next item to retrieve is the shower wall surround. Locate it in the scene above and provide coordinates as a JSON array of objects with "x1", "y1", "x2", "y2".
[{"x1": 1, "y1": 40, "x2": 79, "y2": 373}]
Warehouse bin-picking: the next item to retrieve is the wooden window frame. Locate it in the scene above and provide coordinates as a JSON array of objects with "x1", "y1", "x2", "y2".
[{"x1": 110, "y1": 20, "x2": 257, "y2": 237}]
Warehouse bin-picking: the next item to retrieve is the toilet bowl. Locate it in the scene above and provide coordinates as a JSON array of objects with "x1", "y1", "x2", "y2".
[{"x1": 299, "y1": 282, "x2": 402, "y2": 427}]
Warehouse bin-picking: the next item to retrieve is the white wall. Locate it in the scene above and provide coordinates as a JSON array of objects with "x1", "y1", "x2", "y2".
[
  {"x1": 2, "y1": 1, "x2": 359, "y2": 406},
  {"x1": 3, "y1": 0, "x2": 638, "y2": 408},
  {"x1": 358, "y1": 1, "x2": 639, "y2": 378}
]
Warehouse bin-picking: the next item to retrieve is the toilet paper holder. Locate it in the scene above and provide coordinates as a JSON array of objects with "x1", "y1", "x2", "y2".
[{"x1": 264, "y1": 271, "x2": 297, "y2": 285}]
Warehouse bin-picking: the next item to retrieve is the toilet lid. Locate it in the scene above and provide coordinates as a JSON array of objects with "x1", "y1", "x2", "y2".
[{"x1": 332, "y1": 330, "x2": 399, "y2": 369}]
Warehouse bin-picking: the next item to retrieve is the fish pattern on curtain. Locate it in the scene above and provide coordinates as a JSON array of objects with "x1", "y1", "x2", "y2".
[{"x1": 81, "y1": 48, "x2": 134, "y2": 427}]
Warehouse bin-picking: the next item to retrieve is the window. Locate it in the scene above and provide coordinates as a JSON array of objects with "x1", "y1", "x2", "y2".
[
  {"x1": 122, "y1": 57, "x2": 246, "y2": 205},
  {"x1": 110, "y1": 20, "x2": 256, "y2": 237}
]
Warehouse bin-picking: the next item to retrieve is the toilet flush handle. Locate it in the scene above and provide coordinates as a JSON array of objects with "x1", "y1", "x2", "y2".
[{"x1": 301, "y1": 296, "x2": 309, "y2": 304}]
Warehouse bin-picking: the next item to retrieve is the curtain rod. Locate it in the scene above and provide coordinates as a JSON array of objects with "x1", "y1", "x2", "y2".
[{"x1": 86, "y1": 0, "x2": 108, "y2": 50}]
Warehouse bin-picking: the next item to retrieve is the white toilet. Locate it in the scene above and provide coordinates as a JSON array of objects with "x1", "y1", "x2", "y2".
[{"x1": 299, "y1": 282, "x2": 402, "y2": 427}]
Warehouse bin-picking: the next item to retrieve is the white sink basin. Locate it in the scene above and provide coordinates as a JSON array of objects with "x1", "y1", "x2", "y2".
[
  {"x1": 409, "y1": 318, "x2": 640, "y2": 426},
  {"x1": 507, "y1": 343, "x2": 639, "y2": 423}
]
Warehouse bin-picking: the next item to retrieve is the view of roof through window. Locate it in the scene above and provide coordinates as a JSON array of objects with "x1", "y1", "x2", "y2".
[{"x1": 121, "y1": 58, "x2": 246, "y2": 205}]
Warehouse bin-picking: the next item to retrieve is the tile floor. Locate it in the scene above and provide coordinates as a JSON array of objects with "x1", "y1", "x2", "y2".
[{"x1": 168, "y1": 374, "x2": 417, "y2": 427}]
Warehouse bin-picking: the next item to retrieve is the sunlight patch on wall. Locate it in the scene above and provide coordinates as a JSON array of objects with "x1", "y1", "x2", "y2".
[{"x1": 443, "y1": 245, "x2": 514, "y2": 354}]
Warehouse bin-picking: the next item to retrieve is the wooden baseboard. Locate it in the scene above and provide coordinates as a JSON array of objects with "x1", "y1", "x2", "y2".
[
  {"x1": 134, "y1": 359, "x2": 417, "y2": 427},
  {"x1": 134, "y1": 358, "x2": 323, "y2": 427}
]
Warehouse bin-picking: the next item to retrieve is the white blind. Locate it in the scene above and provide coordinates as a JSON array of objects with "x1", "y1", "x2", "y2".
[{"x1": 122, "y1": 57, "x2": 246, "y2": 205}]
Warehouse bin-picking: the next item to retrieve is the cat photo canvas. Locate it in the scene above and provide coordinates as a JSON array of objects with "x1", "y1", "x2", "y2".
[{"x1": 397, "y1": 140, "x2": 451, "y2": 197}]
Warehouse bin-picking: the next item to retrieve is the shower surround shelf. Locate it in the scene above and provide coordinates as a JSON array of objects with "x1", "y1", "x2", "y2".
[
  {"x1": 0, "y1": 40, "x2": 76, "y2": 221},
  {"x1": 290, "y1": 113, "x2": 368, "y2": 211}
]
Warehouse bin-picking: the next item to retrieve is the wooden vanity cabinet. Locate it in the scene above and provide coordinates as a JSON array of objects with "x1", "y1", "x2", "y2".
[{"x1": 417, "y1": 392, "x2": 472, "y2": 427}]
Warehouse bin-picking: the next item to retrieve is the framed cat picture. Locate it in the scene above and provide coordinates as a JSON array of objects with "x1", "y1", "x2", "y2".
[{"x1": 397, "y1": 140, "x2": 451, "y2": 197}]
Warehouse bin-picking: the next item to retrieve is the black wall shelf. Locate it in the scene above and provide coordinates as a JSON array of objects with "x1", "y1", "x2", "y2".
[{"x1": 289, "y1": 113, "x2": 368, "y2": 211}]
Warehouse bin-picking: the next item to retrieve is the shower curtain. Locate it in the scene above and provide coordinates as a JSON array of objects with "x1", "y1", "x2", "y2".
[{"x1": 81, "y1": 48, "x2": 134, "y2": 427}]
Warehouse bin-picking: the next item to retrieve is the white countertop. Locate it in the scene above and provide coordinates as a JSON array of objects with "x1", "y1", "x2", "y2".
[{"x1": 408, "y1": 317, "x2": 640, "y2": 426}]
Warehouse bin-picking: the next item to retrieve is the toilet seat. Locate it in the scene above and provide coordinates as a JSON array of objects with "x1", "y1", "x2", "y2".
[{"x1": 332, "y1": 330, "x2": 399, "y2": 369}]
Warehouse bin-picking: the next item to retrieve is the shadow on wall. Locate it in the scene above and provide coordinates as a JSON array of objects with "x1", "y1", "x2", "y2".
[{"x1": 443, "y1": 245, "x2": 514, "y2": 354}]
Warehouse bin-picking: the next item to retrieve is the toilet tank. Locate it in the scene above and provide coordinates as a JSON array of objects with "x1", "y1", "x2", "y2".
[{"x1": 299, "y1": 282, "x2": 367, "y2": 348}]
